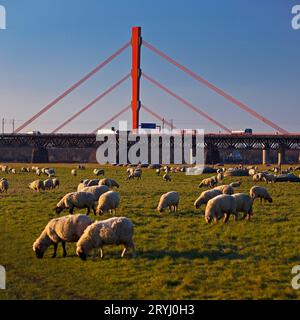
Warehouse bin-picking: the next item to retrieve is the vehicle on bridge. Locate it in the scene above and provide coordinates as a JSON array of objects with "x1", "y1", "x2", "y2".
[{"x1": 231, "y1": 128, "x2": 253, "y2": 135}]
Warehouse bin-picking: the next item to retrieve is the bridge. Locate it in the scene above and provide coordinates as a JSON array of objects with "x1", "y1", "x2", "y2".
[{"x1": 1, "y1": 27, "x2": 299, "y2": 164}]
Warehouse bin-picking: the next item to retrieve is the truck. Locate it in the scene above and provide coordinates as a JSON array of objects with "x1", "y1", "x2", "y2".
[{"x1": 231, "y1": 128, "x2": 253, "y2": 135}]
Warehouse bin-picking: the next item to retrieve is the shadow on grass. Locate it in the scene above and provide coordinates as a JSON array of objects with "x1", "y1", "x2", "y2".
[{"x1": 141, "y1": 249, "x2": 248, "y2": 261}]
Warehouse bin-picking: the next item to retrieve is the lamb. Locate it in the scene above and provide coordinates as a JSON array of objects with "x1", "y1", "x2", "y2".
[
  {"x1": 250, "y1": 186, "x2": 273, "y2": 203},
  {"x1": 76, "y1": 217, "x2": 136, "y2": 260},
  {"x1": 43, "y1": 179, "x2": 54, "y2": 190},
  {"x1": 199, "y1": 176, "x2": 217, "y2": 188},
  {"x1": 52, "y1": 178, "x2": 60, "y2": 189},
  {"x1": 81, "y1": 185, "x2": 109, "y2": 201},
  {"x1": 157, "y1": 191, "x2": 179, "y2": 213},
  {"x1": 71, "y1": 169, "x2": 77, "y2": 176},
  {"x1": 232, "y1": 193, "x2": 253, "y2": 220},
  {"x1": 205, "y1": 194, "x2": 237, "y2": 223},
  {"x1": 229, "y1": 181, "x2": 242, "y2": 188},
  {"x1": 262, "y1": 174, "x2": 276, "y2": 184},
  {"x1": 213, "y1": 184, "x2": 234, "y2": 195},
  {"x1": 55, "y1": 192, "x2": 97, "y2": 215},
  {"x1": 96, "y1": 191, "x2": 120, "y2": 215},
  {"x1": 29, "y1": 180, "x2": 44, "y2": 192},
  {"x1": 33, "y1": 214, "x2": 93, "y2": 259},
  {"x1": 99, "y1": 178, "x2": 119, "y2": 188},
  {"x1": 0, "y1": 178, "x2": 9, "y2": 193},
  {"x1": 194, "y1": 189, "x2": 222, "y2": 209},
  {"x1": 163, "y1": 173, "x2": 171, "y2": 182},
  {"x1": 94, "y1": 169, "x2": 105, "y2": 176}
]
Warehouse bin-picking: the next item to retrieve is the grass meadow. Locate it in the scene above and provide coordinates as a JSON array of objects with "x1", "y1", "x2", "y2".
[{"x1": 1, "y1": 164, "x2": 300, "y2": 300}]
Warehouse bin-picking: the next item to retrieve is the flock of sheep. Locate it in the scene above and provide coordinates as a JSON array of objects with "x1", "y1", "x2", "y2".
[{"x1": 1, "y1": 162, "x2": 297, "y2": 261}]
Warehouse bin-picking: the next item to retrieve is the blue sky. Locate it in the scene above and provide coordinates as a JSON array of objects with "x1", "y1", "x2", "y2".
[{"x1": 0, "y1": 0, "x2": 299, "y2": 133}]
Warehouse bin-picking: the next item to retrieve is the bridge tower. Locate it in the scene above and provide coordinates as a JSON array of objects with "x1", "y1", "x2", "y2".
[{"x1": 131, "y1": 26, "x2": 142, "y2": 130}]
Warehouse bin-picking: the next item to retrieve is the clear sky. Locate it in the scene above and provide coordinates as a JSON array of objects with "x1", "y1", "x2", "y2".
[{"x1": 0, "y1": 0, "x2": 299, "y2": 133}]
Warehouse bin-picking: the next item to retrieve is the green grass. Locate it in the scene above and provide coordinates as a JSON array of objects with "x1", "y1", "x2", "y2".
[{"x1": 1, "y1": 163, "x2": 300, "y2": 300}]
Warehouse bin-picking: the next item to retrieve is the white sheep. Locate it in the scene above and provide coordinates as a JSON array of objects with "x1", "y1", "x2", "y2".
[
  {"x1": 33, "y1": 214, "x2": 93, "y2": 259},
  {"x1": 248, "y1": 169, "x2": 256, "y2": 176},
  {"x1": 199, "y1": 176, "x2": 217, "y2": 188},
  {"x1": 205, "y1": 194, "x2": 237, "y2": 223},
  {"x1": 11, "y1": 168, "x2": 17, "y2": 174},
  {"x1": 250, "y1": 186, "x2": 273, "y2": 203},
  {"x1": 99, "y1": 178, "x2": 119, "y2": 188},
  {"x1": 163, "y1": 173, "x2": 171, "y2": 182},
  {"x1": 29, "y1": 180, "x2": 44, "y2": 192},
  {"x1": 0, "y1": 178, "x2": 9, "y2": 193},
  {"x1": 213, "y1": 184, "x2": 234, "y2": 195},
  {"x1": 232, "y1": 193, "x2": 253, "y2": 220},
  {"x1": 81, "y1": 185, "x2": 109, "y2": 201},
  {"x1": 76, "y1": 217, "x2": 136, "y2": 260},
  {"x1": 194, "y1": 189, "x2": 222, "y2": 209},
  {"x1": 157, "y1": 191, "x2": 179, "y2": 213},
  {"x1": 96, "y1": 191, "x2": 120, "y2": 215},
  {"x1": 71, "y1": 169, "x2": 77, "y2": 176},
  {"x1": 43, "y1": 179, "x2": 54, "y2": 190},
  {"x1": 229, "y1": 181, "x2": 242, "y2": 188},
  {"x1": 127, "y1": 170, "x2": 142, "y2": 180},
  {"x1": 55, "y1": 192, "x2": 97, "y2": 215},
  {"x1": 52, "y1": 178, "x2": 60, "y2": 189}
]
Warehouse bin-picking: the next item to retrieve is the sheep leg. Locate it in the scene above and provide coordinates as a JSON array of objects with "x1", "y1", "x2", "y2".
[
  {"x1": 223, "y1": 213, "x2": 230, "y2": 223},
  {"x1": 121, "y1": 247, "x2": 127, "y2": 258},
  {"x1": 52, "y1": 243, "x2": 58, "y2": 258},
  {"x1": 86, "y1": 206, "x2": 90, "y2": 215},
  {"x1": 233, "y1": 212, "x2": 238, "y2": 222},
  {"x1": 99, "y1": 247, "x2": 104, "y2": 259},
  {"x1": 62, "y1": 241, "x2": 67, "y2": 257},
  {"x1": 69, "y1": 206, "x2": 74, "y2": 214},
  {"x1": 92, "y1": 206, "x2": 96, "y2": 216}
]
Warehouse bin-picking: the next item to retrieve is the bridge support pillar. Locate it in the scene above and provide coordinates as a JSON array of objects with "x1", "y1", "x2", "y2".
[
  {"x1": 31, "y1": 147, "x2": 49, "y2": 163},
  {"x1": 262, "y1": 146, "x2": 270, "y2": 165},
  {"x1": 278, "y1": 144, "x2": 286, "y2": 166},
  {"x1": 205, "y1": 145, "x2": 220, "y2": 164}
]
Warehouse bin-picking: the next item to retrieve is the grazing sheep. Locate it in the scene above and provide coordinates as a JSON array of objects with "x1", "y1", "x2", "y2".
[
  {"x1": 43, "y1": 179, "x2": 54, "y2": 190},
  {"x1": 157, "y1": 191, "x2": 179, "y2": 213},
  {"x1": 248, "y1": 169, "x2": 256, "y2": 176},
  {"x1": 232, "y1": 193, "x2": 253, "y2": 220},
  {"x1": 99, "y1": 178, "x2": 119, "y2": 188},
  {"x1": 81, "y1": 185, "x2": 109, "y2": 201},
  {"x1": 20, "y1": 167, "x2": 27, "y2": 173},
  {"x1": 250, "y1": 186, "x2": 273, "y2": 203},
  {"x1": 55, "y1": 192, "x2": 97, "y2": 215},
  {"x1": 252, "y1": 173, "x2": 265, "y2": 182},
  {"x1": 52, "y1": 178, "x2": 60, "y2": 189},
  {"x1": 29, "y1": 180, "x2": 44, "y2": 192},
  {"x1": 45, "y1": 168, "x2": 55, "y2": 176},
  {"x1": 205, "y1": 194, "x2": 237, "y2": 223},
  {"x1": 213, "y1": 184, "x2": 234, "y2": 195},
  {"x1": 0, "y1": 178, "x2": 9, "y2": 193},
  {"x1": 76, "y1": 217, "x2": 136, "y2": 260},
  {"x1": 194, "y1": 189, "x2": 222, "y2": 209},
  {"x1": 36, "y1": 169, "x2": 42, "y2": 176},
  {"x1": 96, "y1": 191, "x2": 120, "y2": 215},
  {"x1": 229, "y1": 181, "x2": 242, "y2": 188},
  {"x1": 163, "y1": 173, "x2": 172, "y2": 182},
  {"x1": 262, "y1": 174, "x2": 276, "y2": 184},
  {"x1": 199, "y1": 176, "x2": 217, "y2": 188},
  {"x1": 33, "y1": 214, "x2": 93, "y2": 259},
  {"x1": 127, "y1": 170, "x2": 142, "y2": 180},
  {"x1": 11, "y1": 168, "x2": 17, "y2": 174},
  {"x1": 71, "y1": 169, "x2": 77, "y2": 176},
  {"x1": 94, "y1": 169, "x2": 105, "y2": 176}
]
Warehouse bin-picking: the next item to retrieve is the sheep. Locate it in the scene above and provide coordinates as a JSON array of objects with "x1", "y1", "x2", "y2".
[
  {"x1": 71, "y1": 169, "x2": 77, "y2": 176},
  {"x1": 232, "y1": 193, "x2": 253, "y2": 220},
  {"x1": 52, "y1": 178, "x2": 60, "y2": 189},
  {"x1": 250, "y1": 186, "x2": 273, "y2": 203},
  {"x1": 96, "y1": 191, "x2": 120, "y2": 215},
  {"x1": 33, "y1": 214, "x2": 93, "y2": 259},
  {"x1": 252, "y1": 173, "x2": 265, "y2": 182},
  {"x1": 84, "y1": 179, "x2": 100, "y2": 187},
  {"x1": 217, "y1": 172, "x2": 224, "y2": 183},
  {"x1": 94, "y1": 169, "x2": 105, "y2": 176},
  {"x1": 248, "y1": 169, "x2": 256, "y2": 176},
  {"x1": 45, "y1": 168, "x2": 55, "y2": 176},
  {"x1": 163, "y1": 173, "x2": 171, "y2": 182},
  {"x1": 194, "y1": 189, "x2": 222, "y2": 209},
  {"x1": 127, "y1": 170, "x2": 142, "y2": 180},
  {"x1": 262, "y1": 174, "x2": 276, "y2": 184},
  {"x1": 0, "y1": 178, "x2": 9, "y2": 193},
  {"x1": 205, "y1": 194, "x2": 237, "y2": 223},
  {"x1": 99, "y1": 178, "x2": 119, "y2": 188},
  {"x1": 29, "y1": 180, "x2": 44, "y2": 192},
  {"x1": 199, "y1": 176, "x2": 217, "y2": 188},
  {"x1": 36, "y1": 169, "x2": 42, "y2": 176},
  {"x1": 213, "y1": 184, "x2": 234, "y2": 195},
  {"x1": 20, "y1": 167, "x2": 27, "y2": 173},
  {"x1": 43, "y1": 179, "x2": 54, "y2": 190},
  {"x1": 229, "y1": 181, "x2": 242, "y2": 188},
  {"x1": 76, "y1": 217, "x2": 136, "y2": 260},
  {"x1": 81, "y1": 185, "x2": 110, "y2": 201},
  {"x1": 11, "y1": 168, "x2": 17, "y2": 174},
  {"x1": 157, "y1": 191, "x2": 179, "y2": 213},
  {"x1": 55, "y1": 192, "x2": 97, "y2": 215}
]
